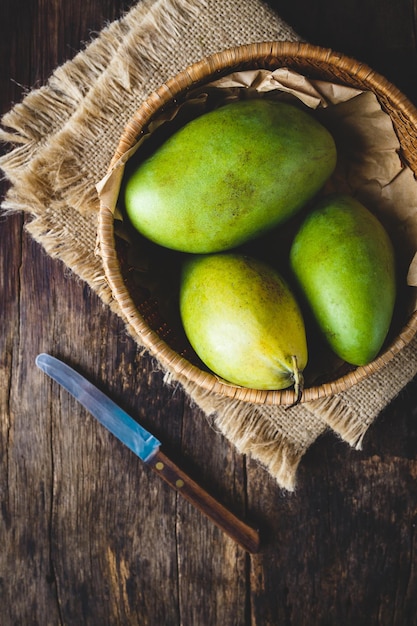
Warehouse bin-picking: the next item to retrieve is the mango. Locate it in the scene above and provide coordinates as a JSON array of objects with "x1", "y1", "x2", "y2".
[
  {"x1": 179, "y1": 253, "x2": 308, "y2": 394},
  {"x1": 289, "y1": 194, "x2": 396, "y2": 366},
  {"x1": 124, "y1": 99, "x2": 337, "y2": 253}
]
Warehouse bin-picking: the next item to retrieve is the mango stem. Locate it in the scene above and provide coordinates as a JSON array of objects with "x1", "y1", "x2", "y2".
[{"x1": 287, "y1": 355, "x2": 303, "y2": 408}]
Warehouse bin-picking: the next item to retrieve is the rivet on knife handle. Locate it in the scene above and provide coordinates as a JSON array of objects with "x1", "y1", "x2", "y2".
[
  {"x1": 148, "y1": 450, "x2": 260, "y2": 553},
  {"x1": 35, "y1": 353, "x2": 260, "y2": 553}
]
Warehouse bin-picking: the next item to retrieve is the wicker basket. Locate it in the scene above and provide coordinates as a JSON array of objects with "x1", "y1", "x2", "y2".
[{"x1": 97, "y1": 41, "x2": 417, "y2": 405}]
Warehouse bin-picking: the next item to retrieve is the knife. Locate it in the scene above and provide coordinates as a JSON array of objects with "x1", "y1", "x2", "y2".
[{"x1": 36, "y1": 353, "x2": 260, "y2": 553}]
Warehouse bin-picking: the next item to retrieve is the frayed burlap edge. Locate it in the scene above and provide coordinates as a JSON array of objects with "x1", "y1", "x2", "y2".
[
  {"x1": 167, "y1": 332, "x2": 417, "y2": 490},
  {"x1": 310, "y1": 332, "x2": 417, "y2": 449}
]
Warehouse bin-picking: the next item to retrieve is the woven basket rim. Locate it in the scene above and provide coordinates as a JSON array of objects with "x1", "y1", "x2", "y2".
[{"x1": 98, "y1": 41, "x2": 417, "y2": 406}]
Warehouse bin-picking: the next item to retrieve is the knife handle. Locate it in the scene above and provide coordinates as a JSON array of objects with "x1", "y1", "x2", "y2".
[{"x1": 148, "y1": 450, "x2": 260, "y2": 553}]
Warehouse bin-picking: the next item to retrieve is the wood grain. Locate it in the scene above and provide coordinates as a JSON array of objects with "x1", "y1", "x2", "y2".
[{"x1": 1, "y1": 1, "x2": 417, "y2": 624}]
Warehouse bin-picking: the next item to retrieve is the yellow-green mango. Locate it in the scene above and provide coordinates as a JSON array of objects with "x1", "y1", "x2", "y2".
[
  {"x1": 179, "y1": 253, "x2": 307, "y2": 393},
  {"x1": 290, "y1": 194, "x2": 396, "y2": 366},
  {"x1": 124, "y1": 99, "x2": 336, "y2": 253}
]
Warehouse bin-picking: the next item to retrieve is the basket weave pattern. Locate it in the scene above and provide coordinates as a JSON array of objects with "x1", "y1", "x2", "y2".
[{"x1": 98, "y1": 42, "x2": 417, "y2": 405}]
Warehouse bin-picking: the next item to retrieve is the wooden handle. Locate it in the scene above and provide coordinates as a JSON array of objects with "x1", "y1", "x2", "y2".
[{"x1": 148, "y1": 450, "x2": 260, "y2": 553}]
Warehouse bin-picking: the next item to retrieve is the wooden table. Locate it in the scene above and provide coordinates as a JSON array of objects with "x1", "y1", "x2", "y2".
[{"x1": 1, "y1": 1, "x2": 416, "y2": 624}]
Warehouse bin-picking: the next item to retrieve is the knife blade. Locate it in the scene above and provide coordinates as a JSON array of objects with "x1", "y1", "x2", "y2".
[{"x1": 36, "y1": 353, "x2": 260, "y2": 553}]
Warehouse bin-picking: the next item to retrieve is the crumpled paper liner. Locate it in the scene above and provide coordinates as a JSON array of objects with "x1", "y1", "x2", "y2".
[{"x1": 1, "y1": 0, "x2": 416, "y2": 491}]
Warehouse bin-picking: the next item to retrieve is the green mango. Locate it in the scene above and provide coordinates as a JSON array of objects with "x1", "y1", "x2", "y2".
[
  {"x1": 124, "y1": 99, "x2": 337, "y2": 253},
  {"x1": 290, "y1": 194, "x2": 396, "y2": 366},
  {"x1": 179, "y1": 253, "x2": 307, "y2": 394}
]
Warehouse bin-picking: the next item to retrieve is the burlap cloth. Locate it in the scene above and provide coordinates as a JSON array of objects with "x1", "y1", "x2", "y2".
[{"x1": 1, "y1": 0, "x2": 417, "y2": 490}]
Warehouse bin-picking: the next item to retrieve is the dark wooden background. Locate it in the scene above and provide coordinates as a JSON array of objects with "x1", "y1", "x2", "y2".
[{"x1": 1, "y1": 1, "x2": 417, "y2": 624}]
